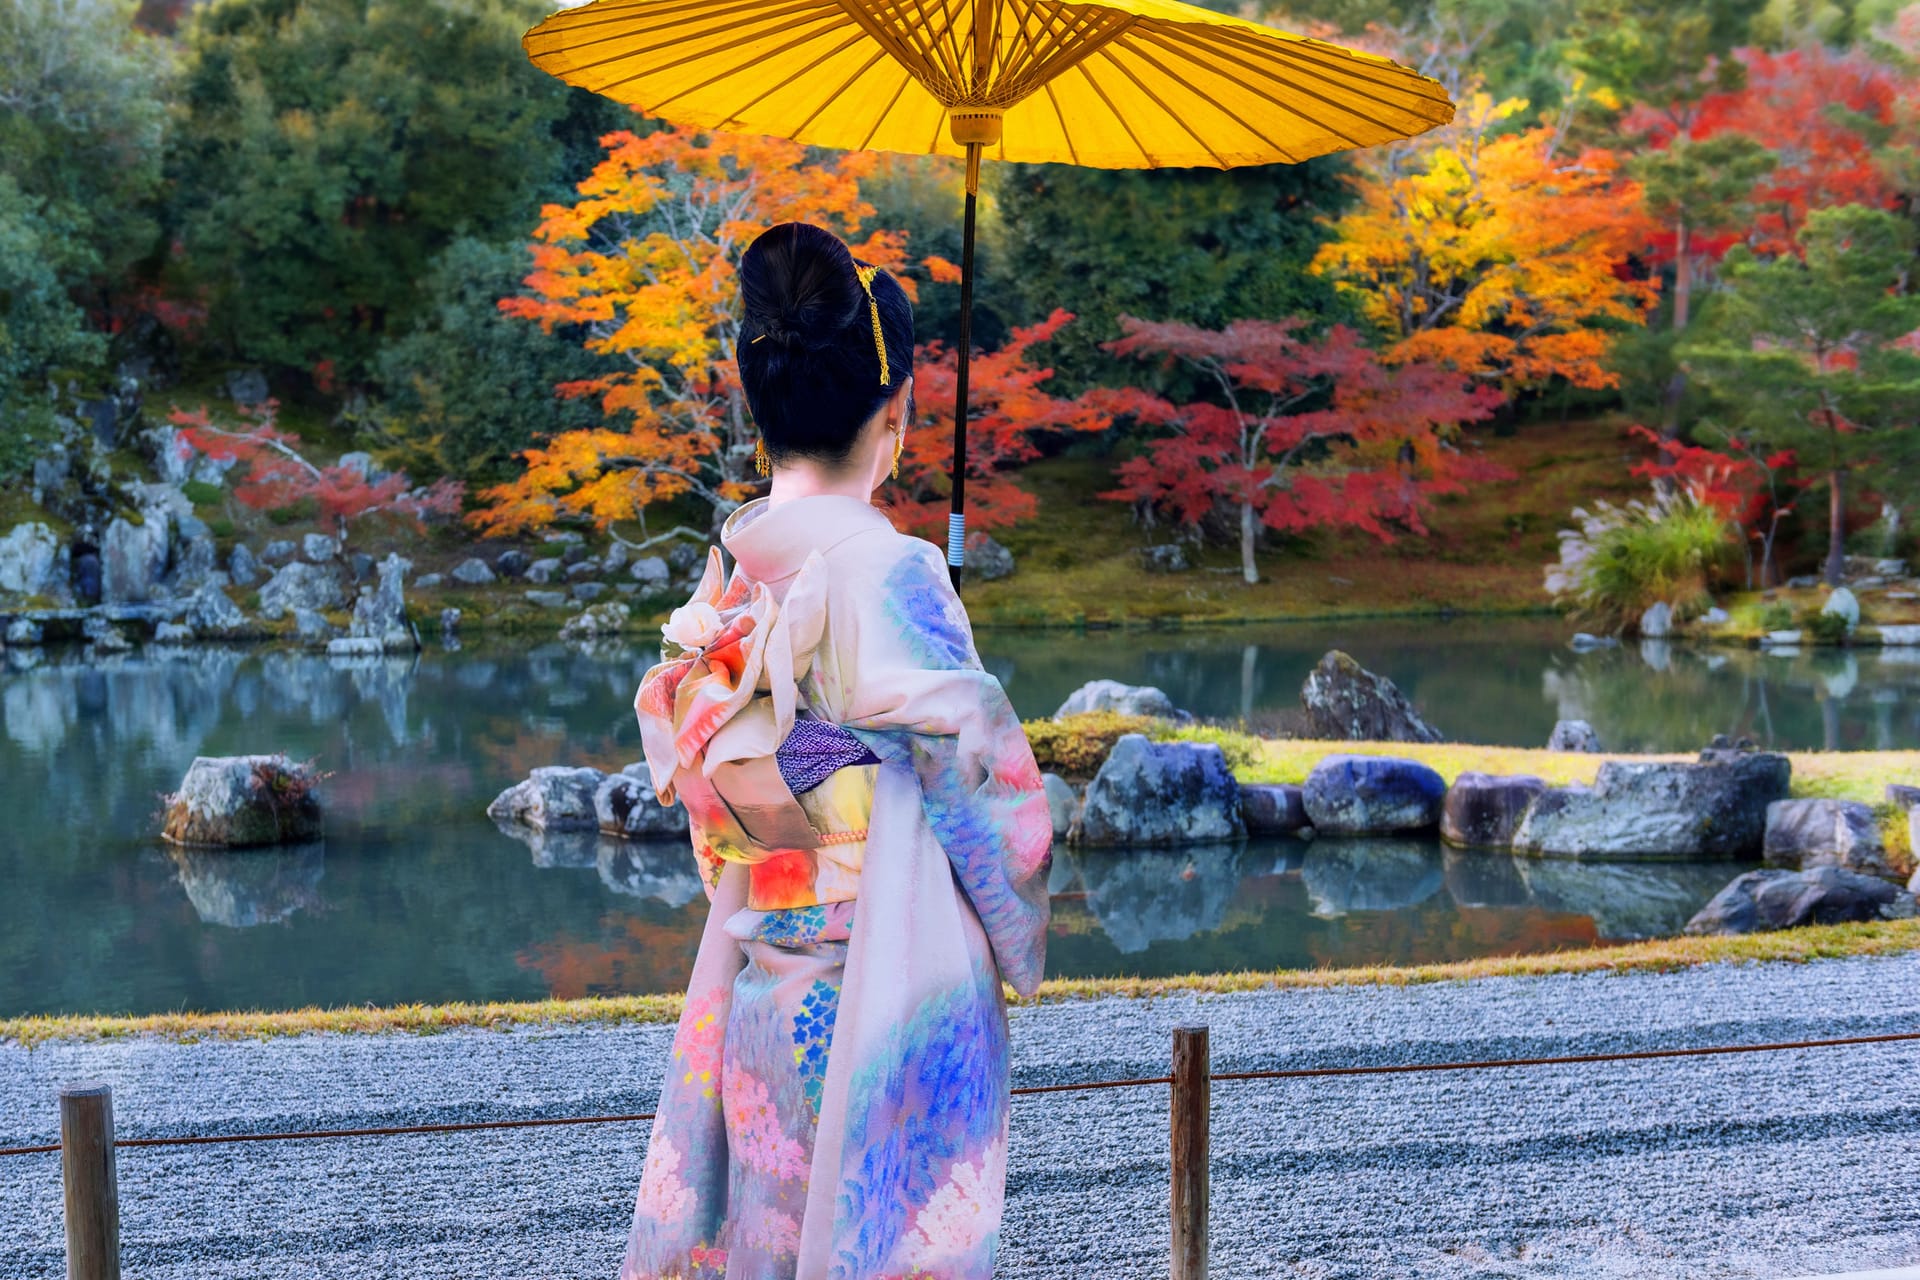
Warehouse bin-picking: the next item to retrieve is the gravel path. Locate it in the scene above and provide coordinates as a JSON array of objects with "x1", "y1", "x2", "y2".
[{"x1": 5, "y1": 955, "x2": 1919, "y2": 1279}]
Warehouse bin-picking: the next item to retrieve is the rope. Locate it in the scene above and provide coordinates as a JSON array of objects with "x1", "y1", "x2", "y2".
[{"x1": 2, "y1": 1029, "x2": 1911, "y2": 1160}]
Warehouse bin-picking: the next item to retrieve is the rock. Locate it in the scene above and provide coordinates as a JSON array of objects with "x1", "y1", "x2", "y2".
[
  {"x1": 1042, "y1": 773, "x2": 1080, "y2": 840},
  {"x1": 183, "y1": 583, "x2": 249, "y2": 636},
  {"x1": 293, "y1": 608, "x2": 341, "y2": 643},
  {"x1": 666, "y1": 541, "x2": 700, "y2": 571},
  {"x1": 525, "y1": 590, "x2": 569, "y2": 609},
  {"x1": 1299, "y1": 650, "x2": 1443, "y2": 743},
  {"x1": 165, "y1": 513, "x2": 219, "y2": 590},
  {"x1": 450, "y1": 557, "x2": 496, "y2": 585},
  {"x1": 1761, "y1": 630, "x2": 1803, "y2": 648},
  {"x1": 347, "y1": 553, "x2": 413, "y2": 651},
  {"x1": 348, "y1": 552, "x2": 375, "y2": 582},
  {"x1": 102, "y1": 507, "x2": 171, "y2": 603},
  {"x1": 1822, "y1": 587, "x2": 1860, "y2": 630},
  {"x1": 1302, "y1": 840, "x2": 1445, "y2": 915},
  {"x1": 301, "y1": 533, "x2": 339, "y2": 563},
  {"x1": 1077, "y1": 734, "x2": 1245, "y2": 846},
  {"x1": 153, "y1": 621, "x2": 194, "y2": 644},
  {"x1": 1441, "y1": 773, "x2": 1548, "y2": 849},
  {"x1": 5, "y1": 618, "x2": 43, "y2": 646},
  {"x1": 527, "y1": 558, "x2": 563, "y2": 584},
  {"x1": 603, "y1": 542, "x2": 631, "y2": 572},
  {"x1": 258, "y1": 561, "x2": 345, "y2": 620},
  {"x1": 594, "y1": 765, "x2": 690, "y2": 840},
  {"x1": 968, "y1": 534, "x2": 1015, "y2": 581},
  {"x1": 440, "y1": 607, "x2": 461, "y2": 637},
  {"x1": 1886, "y1": 784, "x2": 1920, "y2": 810},
  {"x1": 82, "y1": 615, "x2": 132, "y2": 652},
  {"x1": 1301, "y1": 754, "x2": 1447, "y2": 836},
  {"x1": 1569, "y1": 633, "x2": 1619, "y2": 652},
  {"x1": 336, "y1": 451, "x2": 377, "y2": 482},
  {"x1": 565, "y1": 560, "x2": 601, "y2": 578},
  {"x1": 1548, "y1": 719, "x2": 1601, "y2": 753},
  {"x1": 415, "y1": 573, "x2": 443, "y2": 588},
  {"x1": 260, "y1": 539, "x2": 297, "y2": 564},
  {"x1": 1239, "y1": 783, "x2": 1310, "y2": 836},
  {"x1": 570, "y1": 581, "x2": 607, "y2": 602},
  {"x1": 1875, "y1": 558, "x2": 1908, "y2": 578},
  {"x1": 559, "y1": 601, "x2": 630, "y2": 640},
  {"x1": 1763, "y1": 799, "x2": 1893, "y2": 879},
  {"x1": 1877, "y1": 625, "x2": 1920, "y2": 647},
  {"x1": 325, "y1": 636, "x2": 383, "y2": 656},
  {"x1": 1788, "y1": 574, "x2": 1821, "y2": 589},
  {"x1": 1684, "y1": 866, "x2": 1913, "y2": 935},
  {"x1": 1053, "y1": 679, "x2": 1191, "y2": 722},
  {"x1": 1138, "y1": 543, "x2": 1190, "y2": 574},
  {"x1": 561, "y1": 544, "x2": 589, "y2": 566},
  {"x1": 1639, "y1": 601, "x2": 1673, "y2": 638},
  {"x1": 224, "y1": 367, "x2": 270, "y2": 406},
  {"x1": 0, "y1": 523, "x2": 60, "y2": 596},
  {"x1": 162, "y1": 754, "x2": 324, "y2": 847},
  {"x1": 495, "y1": 550, "x2": 531, "y2": 579},
  {"x1": 1511, "y1": 750, "x2": 1791, "y2": 860},
  {"x1": 228, "y1": 544, "x2": 262, "y2": 587},
  {"x1": 487, "y1": 766, "x2": 605, "y2": 832},
  {"x1": 629, "y1": 557, "x2": 671, "y2": 588},
  {"x1": 1702, "y1": 606, "x2": 1730, "y2": 625}
]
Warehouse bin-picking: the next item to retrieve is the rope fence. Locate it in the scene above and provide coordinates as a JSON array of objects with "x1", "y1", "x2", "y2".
[{"x1": 14, "y1": 1026, "x2": 1918, "y2": 1280}]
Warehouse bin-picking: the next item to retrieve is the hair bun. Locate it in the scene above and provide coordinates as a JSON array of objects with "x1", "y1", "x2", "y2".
[{"x1": 739, "y1": 223, "x2": 863, "y2": 350}]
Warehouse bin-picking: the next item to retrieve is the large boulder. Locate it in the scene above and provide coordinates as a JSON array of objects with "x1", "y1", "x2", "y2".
[
  {"x1": 1042, "y1": 773, "x2": 1080, "y2": 840},
  {"x1": 347, "y1": 553, "x2": 413, "y2": 651},
  {"x1": 258, "y1": 561, "x2": 345, "y2": 619},
  {"x1": 1302, "y1": 754, "x2": 1446, "y2": 836},
  {"x1": 1639, "y1": 601, "x2": 1673, "y2": 638},
  {"x1": 301, "y1": 533, "x2": 339, "y2": 563},
  {"x1": 1685, "y1": 866, "x2": 1915, "y2": 935},
  {"x1": 1510, "y1": 751, "x2": 1791, "y2": 860},
  {"x1": 1240, "y1": 783, "x2": 1310, "y2": 836},
  {"x1": 183, "y1": 583, "x2": 250, "y2": 637},
  {"x1": 1299, "y1": 651, "x2": 1442, "y2": 743},
  {"x1": 0, "y1": 523, "x2": 61, "y2": 597},
  {"x1": 227, "y1": 543, "x2": 262, "y2": 587},
  {"x1": 451, "y1": 556, "x2": 497, "y2": 585},
  {"x1": 1054, "y1": 679, "x2": 1191, "y2": 722},
  {"x1": 1822, "y1": 587, "x2": 1861, "y2": 630},
  {"x1": 1763, "y1": 799, "x2": 1893, "y2": 879},
  {"x1": 1548, "y1": 719, "x2": 1601, "y2": 753},
  {"x1": 162, "y1": 755, "x2": 325, "y2": 847},
  {"x1": 486, "y1": 766, "x2": 605, "y2": 833},
  {"x1": 594, "y1": 765, "x2": 690, "y2": 840},
  {"x1": 1441, "y1": 773, "x2": 1548, "y2": 850},
  {"x1": 101, "y1": 507, "x2": 171, "y2": 604},
  {"x1": 1077, "y1": 734, "x2": 1245, "y2": 846},
  {"x1": 629, "y1": 557, "x2": 671, "y2": 589}
]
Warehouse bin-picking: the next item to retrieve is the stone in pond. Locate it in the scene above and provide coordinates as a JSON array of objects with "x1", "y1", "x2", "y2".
[
  {"x1": 1042, "y1": 772, "x2": 1080, "y2": 840},
  {"x1": 5, "y1": 618, "x2": 43, "y2": 646},
  {"x1": 162, "y1": 754, "x2": 324, "y2": 847},
  {"x1": 1569, "y1": 633, "x2": 1620, "y2": 652},
  {"x1": 1077, "y1": 734, "x2": 1244, "y2": 846},
  {"x1": 1440, "y1": 773, "x2": 1547, "y2": 849},
  {"x1": 1639, "y1": 601, "x2": 1673, "y2": 638},
  {"x1": 1822, "y1": 587, "x2": 1860, "y2": 629},
  {"x1": 1763, "y1": 799, "x2": 1893, "y2": 879},
  {"x1": 594, "y1": 764, "x2": 689, "y2": 840},
  {"x1": 1240, "y1": 783, "x2": 1310, "y2": 836},
  {"x1": 487, "y1": 765, "x2": 604, "y2": 833},
  {"x1": 1299, "y1": 650, "x2": 1442, "y2": 743},
  {"x1": 293, "y1": 608, "x2": 341, "y2": 644},
  {"x1": 183, "y1": 583, "x2": 250, "y2": 637},
  {"x1": 1548, "y1": 719, "x2": 1601, "y2": 753},
  {"x1": 1684, "y1": 866, "x2": 1914, "y2": 935},
  {"x1": 1054, "y1": 679, "x2": 1191, "y2": 722},
  {"x1": 347, "y1": 553, "x2": 413, "y2": 652},
  {"x1": 1511, "y1": 750, "x2": 1791, "y2": 860},
  {"x1": 153, "y1": 621, "x2": 194, "y2": 644},
  {"x1": 1301, "y1": 754, "x2": 1446, "y2": 836}
]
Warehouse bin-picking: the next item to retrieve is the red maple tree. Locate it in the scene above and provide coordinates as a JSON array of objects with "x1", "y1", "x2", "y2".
[
  {"x1": 1098, "y1": 318, "x2": 1506, "y2": 584},
  {"x1": 1627, "y1": 424, "x2": 1797, "y2": 588}
]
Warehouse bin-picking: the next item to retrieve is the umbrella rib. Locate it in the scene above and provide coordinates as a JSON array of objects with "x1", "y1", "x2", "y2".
[
  {"x1": 837, "y1": 0, "x2": 947, "y2": 101},
  {"x1": 1015, "y1": 11, "x2": 1137, "y2": 104},
  {"x1": 1113, "y1": 40, "x2": 1290, "y2": 164},
  {"x1": 857, "y1": 67, "x2": 918, "y2": 152},
  {"x1": 787, "y1": 43, "x2": 894, "y2": 135},
  {"x1": 720, "y1": 31, "x2": 877, "y2": 127},
  {"x1": 1088, "y1": 47, "x2": 1226, "y2": 167},
  {"x1": 532, "y1": 2, "x2": 834, "y2": 74},
  {"x1": 1072, "y1": 57, "x2": 1156, "y2": 168},
  {"x1": 531, "y1": 0, "x2": 829, "y2": 48},
  {"x1": 611, "y1": 14, "x2": 849, "y2": 103},
  {"x1": 1214, "y1": 29, "x2": 1453, "y2": 117},
  {"x1": 1043, "y1": 80, "x2": 1079, "y2": 165},
  {"x1": 1149, "y1": 26, "x2": 1391, "y2": 146},
  {"x1": 1263, "y1": 37, "x2": 1455, "y2": 106},
  {"x1": 1131, "y1": 29, "x2": 1338, "y2": 156}
]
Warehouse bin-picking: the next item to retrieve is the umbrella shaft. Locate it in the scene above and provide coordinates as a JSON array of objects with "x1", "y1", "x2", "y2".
[{"x1": 948, "y1": 164, "x2": 979, "y2": 589}]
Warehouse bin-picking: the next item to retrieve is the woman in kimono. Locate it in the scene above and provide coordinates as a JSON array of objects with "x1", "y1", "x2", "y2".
[{"x1": 623, "y1": 222, "x2": 1053, "y2": 1280}]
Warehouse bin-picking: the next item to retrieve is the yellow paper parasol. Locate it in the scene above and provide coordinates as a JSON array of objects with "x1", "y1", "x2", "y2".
[{"x1": 522, "y1": 0, "x2": 1455, "y2": 582}]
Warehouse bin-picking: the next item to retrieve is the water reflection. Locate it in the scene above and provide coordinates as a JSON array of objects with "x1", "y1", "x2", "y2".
[
  {"x1": 169, "y1": 843, "x2": 325, "y2": 928},
  {"x1": 1301, "y1": 840, "x2": 1445, "y2": 916}
]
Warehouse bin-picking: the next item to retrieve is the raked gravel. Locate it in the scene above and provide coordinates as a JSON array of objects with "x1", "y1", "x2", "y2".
[{"x1": 4, "y1": 954, "x2": 1920, "y2": 1279}]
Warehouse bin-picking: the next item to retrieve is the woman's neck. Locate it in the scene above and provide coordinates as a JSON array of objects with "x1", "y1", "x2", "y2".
[{"x1": 766, "y1": 461, "x2": 873, "y2": 510}]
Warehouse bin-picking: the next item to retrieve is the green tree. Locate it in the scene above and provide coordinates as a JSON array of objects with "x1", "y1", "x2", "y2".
[
  {"x1": 165, "y1": 0, "x2": 624, "y2": 388},
  {"x1": 0, "y1": 177, "x2": 108, "y2": 478},
  {"x1": 1681, "y1": 205, "x2": 1920, "y2": 585},
  {"x1": 989, "y1": 159, "x2": 1352, "y2": 394}
]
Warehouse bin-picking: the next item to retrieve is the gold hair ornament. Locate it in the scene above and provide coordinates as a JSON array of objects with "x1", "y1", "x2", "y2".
[
  {"x1": 754, "y1": 437, "x2": 770, "y2": 477},
  {"x1": 853, "y1": 264, "x2": 890, "y2": 385}
]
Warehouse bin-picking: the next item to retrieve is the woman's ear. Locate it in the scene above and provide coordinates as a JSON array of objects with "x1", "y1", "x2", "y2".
[{"x1": 889, "y1": 375, "x2": 913, "y2": 424}]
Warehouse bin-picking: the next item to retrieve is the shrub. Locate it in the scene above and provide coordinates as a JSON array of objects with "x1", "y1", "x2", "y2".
[
  {"x1": 181, "y1": 479, "x2": 223, "y2": 506},
  {"x1": 1800, "y1": 607, "x2": 1852, "y2": 645},
  {"x1": 1023, "y1": 713, "x2": 1159, "y2": 778},
  {"x1": 1760, "y1": 601, "x2": 1795, "y2": 631},
  {"x1": 1545, "y1": 491, "x2": 1734, "y2": 629}
]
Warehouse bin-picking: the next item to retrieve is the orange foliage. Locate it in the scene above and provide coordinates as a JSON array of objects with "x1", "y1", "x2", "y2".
[{"x1": 1312, "y1": 95, "x2": 1659, "y2": 392}]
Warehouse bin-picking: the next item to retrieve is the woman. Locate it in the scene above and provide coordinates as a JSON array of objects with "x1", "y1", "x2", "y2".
[{"x1": 623, "y1": 222, "x2": 1052, "y2": 1280}]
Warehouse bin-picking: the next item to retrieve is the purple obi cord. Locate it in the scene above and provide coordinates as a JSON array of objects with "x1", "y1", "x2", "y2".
[{"x1": 775, "y1": 717, "x2": 881, "y2": 795}]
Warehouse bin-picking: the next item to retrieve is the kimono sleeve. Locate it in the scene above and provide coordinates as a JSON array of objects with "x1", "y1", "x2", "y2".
[{"x1": 835, "y1": 539, "x2": 1053, "y2": 996}]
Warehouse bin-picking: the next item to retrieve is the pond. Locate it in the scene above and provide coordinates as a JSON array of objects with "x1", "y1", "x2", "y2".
[{"x1": 7, "y1": 613, "x2": 1900, "y2": 1019}]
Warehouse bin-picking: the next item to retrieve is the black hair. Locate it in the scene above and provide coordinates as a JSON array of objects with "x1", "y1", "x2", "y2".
[{"x1": 737, "y1": 222, "x2": 913, "y2": 469}]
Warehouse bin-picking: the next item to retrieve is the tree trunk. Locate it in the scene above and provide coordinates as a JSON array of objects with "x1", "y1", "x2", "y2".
[
  {"x1": 1240, "y1": 500, "x2": 1258, "y2": 585},
  {"x1": 1660, "y1": 223, "x2": 1692, "y2": 439},
  {"x1": 1826, "y1": 468, "x2": 1846, "y2": 587}
]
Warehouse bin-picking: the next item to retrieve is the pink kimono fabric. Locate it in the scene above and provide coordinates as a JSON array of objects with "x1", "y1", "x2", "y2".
[{"x1": 624, "y1": 494, "x2": 1052, "y2": 1280}]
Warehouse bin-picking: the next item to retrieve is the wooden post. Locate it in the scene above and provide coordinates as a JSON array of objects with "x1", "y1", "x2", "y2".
[
  {"x1": 60, "y1": 1083, "x2": 119, "y2": 1280},
  {"x1": 1171, "y1": 1025, "x2": 1210, "y2": 1280}
]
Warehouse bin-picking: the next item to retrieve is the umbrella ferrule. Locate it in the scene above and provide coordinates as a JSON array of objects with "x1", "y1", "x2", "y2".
[{"x1": 949, "y1": 111, "x2": 1001, "y2": 195}]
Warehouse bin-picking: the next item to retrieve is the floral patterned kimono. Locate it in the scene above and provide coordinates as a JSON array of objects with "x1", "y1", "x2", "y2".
[{"x1": 624, "y1": 493, "x2": 1052, "y2": 1280}]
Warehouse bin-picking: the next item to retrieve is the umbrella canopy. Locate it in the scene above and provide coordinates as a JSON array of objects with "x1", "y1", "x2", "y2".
[{"x1": 522, "y1": 0, "x2": 1455, "y2": 583}]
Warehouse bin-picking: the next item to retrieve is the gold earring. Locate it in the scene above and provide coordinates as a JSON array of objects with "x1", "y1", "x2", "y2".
[
  {"x1": 754, "y1": 437, "x2": 770, "y2": 477},
  {"x1": 890, "y1": 421, "x2": 904, "y2": 479}
]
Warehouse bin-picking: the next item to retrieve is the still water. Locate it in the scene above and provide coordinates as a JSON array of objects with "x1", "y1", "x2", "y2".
[{"x1": 6, "y1": 614, "x2": 1901, "y2": 1018}]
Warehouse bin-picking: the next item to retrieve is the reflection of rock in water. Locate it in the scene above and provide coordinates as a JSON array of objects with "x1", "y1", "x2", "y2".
[
  {"x1": 1517, "y1": 859, "x2": 1736, "y2": 940},
  {"x1": 1442, "y1": 850, "x2": 1533, "y2": 909},
  {"x1": 597, "y1": 841, "x2": 702, "y2": 908},
  {"x1": 1302, "y1": 839, "x2": 1444, "y2": 916},
  {"x1": 1070, "y1": 843, "x2": 1254, "y2": 954},
  {"x1": 492, "y1": 817, "x2": 599, "y2": 868},
  {"x1": 169, "y1": 843, "x2": 324, "y2": 927}
]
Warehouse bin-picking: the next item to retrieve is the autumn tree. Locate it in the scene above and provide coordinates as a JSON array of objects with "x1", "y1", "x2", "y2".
[
  {"x1": 1680, "y1": 205, "x2": 1920, "y2": 585},
  {"x1": 1099, "y1": 318, "x2": 1505, "y2": 584},
  {"x1": 470, "y1": 127, "x2": 910, "y2": 544},
  {"x1": 1311, "y1": 94, "x2": 1659, "y2": 396}
]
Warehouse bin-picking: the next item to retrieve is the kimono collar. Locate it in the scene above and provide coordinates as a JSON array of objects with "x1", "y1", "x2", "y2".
[{"x1": 722, "y1": 495, "x2": 893, "y2": 587}]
